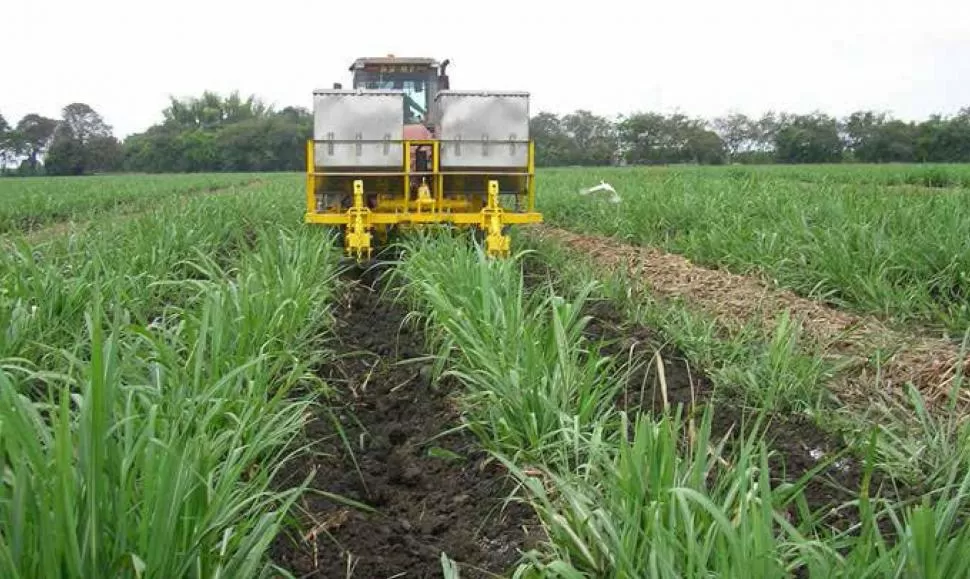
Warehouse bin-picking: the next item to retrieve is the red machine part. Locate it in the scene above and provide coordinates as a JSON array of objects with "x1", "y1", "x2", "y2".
[{"x1": 403, "y1": 124, "x2": 432, "y2": 140}]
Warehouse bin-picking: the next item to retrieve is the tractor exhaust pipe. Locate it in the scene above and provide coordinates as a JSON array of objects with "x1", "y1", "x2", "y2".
[{"x1": 438, "y1": 59, "x2": 450, "y2": 90}]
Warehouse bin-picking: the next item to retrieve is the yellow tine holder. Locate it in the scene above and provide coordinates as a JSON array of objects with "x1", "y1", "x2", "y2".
[{"x1": 345, "y1": 180, "x2": 372, "y2": 261}]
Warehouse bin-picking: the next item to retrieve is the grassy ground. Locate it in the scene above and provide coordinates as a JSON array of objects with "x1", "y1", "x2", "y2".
[
  {"x1": 388, "y1": 231, "x2": 970, "y2": 578},
  {"x1": 0, "y1": 173, "x2": 266, "y2": 234},
  {"x1": 536, "y1": 164, "x2": 970, "y2": 337},
  {"x1": 3, "y1": 164, "x2": 970, "y2": 577},
  {"x1": 733, "y1": 163, "x2": 970, "y2": 188},
  {"x1": 0, "y1": 180, "x2": 343, "y2": 576}
]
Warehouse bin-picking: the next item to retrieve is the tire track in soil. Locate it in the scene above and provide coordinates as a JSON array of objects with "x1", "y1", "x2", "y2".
[
  {"x1": 270, "y1": 263, "x2": 538, "y2": 578},
  {"x1": 527, "y1": 224, "x2": 970, "y2": 413},
  {"x1": 522, "y1": 257, "x2": 906, "y2": 536}
]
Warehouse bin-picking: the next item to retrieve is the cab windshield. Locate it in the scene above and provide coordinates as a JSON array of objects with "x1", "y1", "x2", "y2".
[{"x1": 354, "y1": 73, "x2": 430, "y2": 124}]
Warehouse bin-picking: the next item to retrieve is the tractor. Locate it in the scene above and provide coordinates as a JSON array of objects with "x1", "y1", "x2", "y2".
[{"x1": 304, "y1": 56, "x2": 542, "y2": 259}]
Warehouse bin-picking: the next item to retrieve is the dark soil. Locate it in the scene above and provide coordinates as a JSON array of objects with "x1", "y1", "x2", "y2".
[
  {"x1": 270, "y1": 264, "x2": 539, "y2": 578},
  {"x1": 521, "y1": 253, "x2": 901, "y2": 532},
  {"x1": 581, "y1": 298, "x2": 702, "y2": 412}
]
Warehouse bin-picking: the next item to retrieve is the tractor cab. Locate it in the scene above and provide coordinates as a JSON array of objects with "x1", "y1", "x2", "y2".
[{"x1": 347, "y1": 56, "x2": 450, "y2": 133}]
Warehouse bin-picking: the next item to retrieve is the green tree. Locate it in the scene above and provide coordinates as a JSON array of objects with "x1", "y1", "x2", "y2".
[
  {"x1": 618, "y1": 112, "x2": 725, "y2": 165},
  {"x1": 277, "y1": 106, "x2": 312, "y2": 125},
  {"x1": 915, "y1": 109, "x2": 970, "y2": 162},
  {"x1": 773, "y1": 112, "x2": 844, "y2": 163},
  {"x1": 711, "y1": 112, "x2": 777, "y2": 163},
  {"x1": 712, "y1": 112, "x2": 755, "y2": 160},
  {"x1": 617, "y1": 112, "x2": 670, "y2": 164},
  {"x1": 44, "y1": 138, "x2": 86, "y2": 175},
  {"x1": 121, "y1": 102, "x2": 311, "y2": 173},
  {"x1": 0, "y1": 113, "x2": 14, "y2": 174},
  {"x1": 530, "y1": 113, "x2": 572, "y2": 166},
  {"x1": 561, "y1": 110, "x2": 617, "y2": 165},
  {"x1": 123, "y1": 124, "x2": 186, "y2": 173},
  {"x1": 61, "y1": 103, "x2": 112, "y2": 145},
  {"x1": 217, "y1": 113, "x2": 312, "y2": 172},
  {"x1": 844, "y1": 111, "x2": 918, "y2": 162},
  {"x1": 14, "y1": 114, "x2": 57, "y2": 173},
  {"x1": 877, "y1": 120, "x2": 919, "y2": 162},
  {"x1": 181, "y1": 130, "x2": 220, "y2": 172},
  {"x1": 843, "y1": 110, "x2": 885, "y2": 155},
  {"x1": 86, "y1": 135, "x2": 124, "y2": 172},
  {"x1": 46, "y1": 103, "x2": 117, "y2": 175},
  {"x1": 685, "y1": 128, "x2": 727, "y2": 164},
  {"x1": 162, "y1": 91, "x2": 270, "y2": 130},
  {"x1": 267, "y1": 109, "x2": 313, "y2": 169}
]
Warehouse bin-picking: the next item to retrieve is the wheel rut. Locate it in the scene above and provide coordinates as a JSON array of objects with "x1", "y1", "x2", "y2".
[
  {"x1": 527, "y1": 224, "x2": 970, "y2": 413},
  {"x1": 522, "y1": 254, "x2": 907, "y2": 537},
  {"x1": 270, "y1": 263, "x2": 538, "y2": 578}
]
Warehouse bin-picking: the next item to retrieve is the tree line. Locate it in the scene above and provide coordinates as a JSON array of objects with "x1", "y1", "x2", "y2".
[
  {"x1": 0, "y1": 92, "x2": 311, "y2": 176},
  {"x1": 3, "y1": 92, "x2": 970, "y2": 175},
  {"x1": 1, "y1": 104, "x2": 122, "y2": 176},
  {"x1": 532, "y1": 108, "x2": 970, "y2": 166}
]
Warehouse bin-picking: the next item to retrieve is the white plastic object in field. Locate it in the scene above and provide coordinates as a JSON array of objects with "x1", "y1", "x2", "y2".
[{"x1": 579, "y1": 180, "x2": 621, "y2": 203}]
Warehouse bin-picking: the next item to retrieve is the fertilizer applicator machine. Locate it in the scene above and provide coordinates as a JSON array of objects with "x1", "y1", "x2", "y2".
[{"x1": 304, "y1": 56, "x2": 542, "y2": 259}]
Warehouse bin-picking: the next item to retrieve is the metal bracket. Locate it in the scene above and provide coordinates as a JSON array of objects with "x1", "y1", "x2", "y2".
[
  {"x1": 355, "y1": 132, "x2": 363, "y2": 157},
  {"x1": 345, "y1": 179, "x2": 372, "y2": 261},
  {"x1": 326, "y1": 131, "x2": 334, "y2": 155},
  {"x1": 480, "y1": 180, "x2": 509, "y2": 258}
]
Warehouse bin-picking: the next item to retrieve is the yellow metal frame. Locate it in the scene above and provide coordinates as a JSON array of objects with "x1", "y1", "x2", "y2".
[{"x1": 305, "y1": 139, "x2": 542, "y2": 259}]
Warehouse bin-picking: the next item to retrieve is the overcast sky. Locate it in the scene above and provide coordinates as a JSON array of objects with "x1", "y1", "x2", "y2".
[{"x1": 4, "y1": 0, "x2": 969, "y2": 138}]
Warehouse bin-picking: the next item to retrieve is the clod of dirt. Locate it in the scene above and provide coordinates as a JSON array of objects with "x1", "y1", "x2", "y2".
[
  {"x1": 418, "y1": 364, "x2": 434, "y2": 387},
  {"x1": 270, "y1": 267, "x2": 538, "y2": 578}
]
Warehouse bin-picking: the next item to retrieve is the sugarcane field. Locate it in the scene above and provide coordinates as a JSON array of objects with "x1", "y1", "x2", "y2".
[{"x1": 3, "y1": 3, "x2": 970, "y2": 577}]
